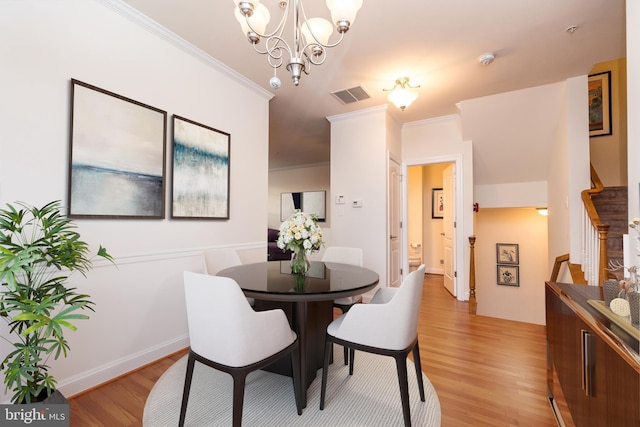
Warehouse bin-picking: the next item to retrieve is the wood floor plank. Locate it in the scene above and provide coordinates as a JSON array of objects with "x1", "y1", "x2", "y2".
[{"x1": 68, "y1": 274, "x2": 558, "y2": 426}]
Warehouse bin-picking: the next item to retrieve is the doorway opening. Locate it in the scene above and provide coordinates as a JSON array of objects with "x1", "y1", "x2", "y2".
[{"x1": 406, "y1": 161, "x2": 457, "y2": 297}]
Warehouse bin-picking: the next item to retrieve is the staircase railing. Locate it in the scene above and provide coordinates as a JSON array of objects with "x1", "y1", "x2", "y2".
[{"x1": 580, "y1": 164, "x2": 609, "y2": 286}]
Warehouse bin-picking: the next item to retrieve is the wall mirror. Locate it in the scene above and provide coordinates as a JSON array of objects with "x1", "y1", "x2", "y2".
[{"x1": 280, "y1": 191, "x2": 326, "y2": 222}]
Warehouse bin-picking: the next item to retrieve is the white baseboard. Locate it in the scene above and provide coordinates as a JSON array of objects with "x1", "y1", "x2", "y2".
[
  {"x1": 425, "y1": 267, "x2": 444, "y2": 275},
  {"x1": 58, "y1": 335, "x2": 189, "y2": 399}
]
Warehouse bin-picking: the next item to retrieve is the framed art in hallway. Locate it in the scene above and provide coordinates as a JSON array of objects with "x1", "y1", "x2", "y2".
[
  {"x1": 68, "y1": 79, "x2": 167, "y2": 219},
  {"x1": 497, "y1": 265, "x2": 519, "y2": 287},
  {"x1": 496, "y1": 243, "x2": 519, "y2": 264},
  {"x1": 171, "y1": 115, "x2": 230, "y2": 219},
  {"x1": 431, "y1": 188, "x2": 444, "y2": 219},
  {"x1": 588, "y1": 71, "x2": 612, "y2": 137}
]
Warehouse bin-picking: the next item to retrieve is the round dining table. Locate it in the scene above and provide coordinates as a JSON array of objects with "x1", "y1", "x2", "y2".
[{"x1": 217, "y1": 260, "x2": 379, "y2": 407}]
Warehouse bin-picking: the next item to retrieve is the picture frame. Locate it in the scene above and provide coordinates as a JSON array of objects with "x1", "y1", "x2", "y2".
[
  {"x1": 496, "y1": 243, "x2": 519, "y2": 264},
  {"x1": 432, "y1": 188, "x2": 444, "y2": 219},
  {"x1": 280, "y1": 191, "x2": 326, "y2": 222},
  {"x1": 171, "y1": 115, "x2": 230, "y2": 219},
  {"x1": 497, "y1": 265, "x2": 519, "y2": 287},
  {"x1": 588, "y1": 71, "x2": 612, "y2": 137},
  {"x1": 68, "y1": 79, "x2": 167, "y2": 219}
]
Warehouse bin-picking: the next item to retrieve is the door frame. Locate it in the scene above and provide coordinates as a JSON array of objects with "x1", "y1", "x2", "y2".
[{"x1": 402, "y1": 154, "x2": 466, "y2": 300}]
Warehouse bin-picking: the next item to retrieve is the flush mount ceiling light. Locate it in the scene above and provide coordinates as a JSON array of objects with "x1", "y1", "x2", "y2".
[
  {"x1": 232, "y1": 0, "x2": 363, "y2": 87},
  {"x1": 383, "y1": 77, "x2": 420, "y2": 111}
]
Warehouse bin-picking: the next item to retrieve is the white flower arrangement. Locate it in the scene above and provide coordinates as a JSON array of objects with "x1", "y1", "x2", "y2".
[{"x1": 277, "y1": 210, "x2": 324, "y2": 255}]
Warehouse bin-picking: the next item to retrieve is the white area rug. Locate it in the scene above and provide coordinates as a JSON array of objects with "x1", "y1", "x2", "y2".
[{"x1": 143, "y1": 349, "x2": 441, "y2": 426}]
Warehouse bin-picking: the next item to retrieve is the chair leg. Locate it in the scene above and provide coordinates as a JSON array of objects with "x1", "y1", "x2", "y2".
[
  {"x1": 319, "y1": 339, "x2": 333, "y2": 410},
  {"x1": 394, "y1": 354, "x2": 412, "y2": 427},
  {"x1": 231, "y1": 373, "x2": 247, "y2": 427},
  {"x1": 412, "y1": 341, "x2": 426, "y2": 402},
  {"x1": 178, "y1": 354, "x2": 196, "y2": 427}
]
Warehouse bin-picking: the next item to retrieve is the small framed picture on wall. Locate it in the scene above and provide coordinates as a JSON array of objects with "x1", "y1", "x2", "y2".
[
  {"x1": 496, "y1": 243, "x2": 519, "y2": 265},
  {"x1": 497, "y1": 265, "x2": 519, "y2": 287},
  {"x1": 432, "y1": 188, "x2": 444, "y2": 219}
]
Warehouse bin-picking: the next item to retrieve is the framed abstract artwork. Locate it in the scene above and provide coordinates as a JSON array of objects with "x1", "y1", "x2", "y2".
[
  {"x1": 588, "y1": 71, "x2": 612, "y2": 137},
  {"x1": 68, "y1": 79, "x2": 167, "y2": 219},
  {"x1": 171, "y1": 115, "x2": 230, "y2": 219}
]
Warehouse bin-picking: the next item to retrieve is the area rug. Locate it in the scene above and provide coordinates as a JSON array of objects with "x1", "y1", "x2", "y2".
[{"x1": 143, "y1": 349, "x2": 441, "y2": 426}]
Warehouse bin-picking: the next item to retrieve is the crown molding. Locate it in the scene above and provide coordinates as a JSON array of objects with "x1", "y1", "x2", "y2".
[{"x1": 96, "y1": 0, "x2": 273, "y2": 100}]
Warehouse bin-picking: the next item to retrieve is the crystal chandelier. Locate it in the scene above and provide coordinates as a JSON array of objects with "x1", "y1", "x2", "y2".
[{"x1": 232, "y1": 0, "x2": 363, "y2": 87}]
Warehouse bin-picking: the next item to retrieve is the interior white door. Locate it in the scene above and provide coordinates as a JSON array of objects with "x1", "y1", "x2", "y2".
[
  {"x1": 443, "y1": 163, "x2": 456, "y2": 296},
  {"x1": 388, "y1": 159, "x2": 401, "y2": 287}
]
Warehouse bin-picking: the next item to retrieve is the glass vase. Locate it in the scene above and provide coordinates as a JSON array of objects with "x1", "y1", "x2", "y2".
[
  {"x1": 293, "y1": 273, "x2": 307, "y2": 292},
  {"x1": 291, "y1": 247, "x2": 310, "y2": 275}
]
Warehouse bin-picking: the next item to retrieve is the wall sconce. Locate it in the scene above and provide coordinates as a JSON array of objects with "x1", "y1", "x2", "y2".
[{"x1": 383, "y1": 77, "x2": 420, "y2": 111}]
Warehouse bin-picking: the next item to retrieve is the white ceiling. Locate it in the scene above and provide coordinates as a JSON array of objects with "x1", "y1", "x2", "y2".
[{"x1": 121, "y1": 0, "x2": 626, "y2": 170}]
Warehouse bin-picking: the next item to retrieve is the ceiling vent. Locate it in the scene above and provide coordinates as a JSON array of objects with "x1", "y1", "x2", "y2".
[{"x1": 331, "y1": 85, "x2": 371, "y2": 105}]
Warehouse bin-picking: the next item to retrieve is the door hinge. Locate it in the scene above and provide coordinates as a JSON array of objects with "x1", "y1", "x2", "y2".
[
  {"x1": 454, "y1": 221, "x2": 457, "y2": 228},
  {"x1": 454, "y1": 271, "x2": 457, "y2": 278}
]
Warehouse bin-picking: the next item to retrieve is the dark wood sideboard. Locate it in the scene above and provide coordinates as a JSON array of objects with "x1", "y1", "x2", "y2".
[{"x1": 545, "y1": 282, "x2": 640, "y2": 426}]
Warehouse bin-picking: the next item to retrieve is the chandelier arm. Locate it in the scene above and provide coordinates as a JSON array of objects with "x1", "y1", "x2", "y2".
[
  {"x1": 251, "y1": 35, "x2": 292, "y2": 62},
  {"x1": 305, "y1": 48, "x2": 327, "y2": 66}
]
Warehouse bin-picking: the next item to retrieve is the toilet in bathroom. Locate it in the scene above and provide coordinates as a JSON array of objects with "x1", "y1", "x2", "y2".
[{"x1": 409, "y1": 243, "x2": 422, "y2": 272}]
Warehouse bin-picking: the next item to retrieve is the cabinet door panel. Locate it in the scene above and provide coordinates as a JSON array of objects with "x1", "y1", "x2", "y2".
[{"x1": 546, "y1": 290, "x2": 589, "y2": 424}]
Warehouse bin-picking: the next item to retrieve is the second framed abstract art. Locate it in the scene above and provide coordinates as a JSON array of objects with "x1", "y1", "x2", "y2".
[{"x1": 171, "y1": 115, "x2": 230, "y2": 219}]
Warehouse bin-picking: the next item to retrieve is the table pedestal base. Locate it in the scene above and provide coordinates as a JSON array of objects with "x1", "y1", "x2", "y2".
[{"x1": 253, "y1": 299, "x2": 333, "y2": 406}]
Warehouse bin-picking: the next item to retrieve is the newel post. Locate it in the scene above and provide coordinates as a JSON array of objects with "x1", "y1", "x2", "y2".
[
  {"x1": 596, "y1": 223, "x2": 610, "y2": 286},
  {"x1": 469, "y1": 235, "x2": 477, "y2": 314}
]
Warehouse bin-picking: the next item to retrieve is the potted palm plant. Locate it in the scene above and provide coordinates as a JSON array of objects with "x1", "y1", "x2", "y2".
[{"x1": 0, "y1": 200, "x2": 113, "y2": 403}]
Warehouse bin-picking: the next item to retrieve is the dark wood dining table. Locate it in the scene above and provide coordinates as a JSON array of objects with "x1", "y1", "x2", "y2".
[{"x1": 217, "y1": 260, "x2": 379, "y2": 407}]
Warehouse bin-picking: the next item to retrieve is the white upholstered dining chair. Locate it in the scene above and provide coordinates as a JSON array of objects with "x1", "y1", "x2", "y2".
[
  {"x1": 179, "y1": 271, "x2": 302, "y2": 427},
  {"x1": 319, "y1": 264, "x2": 426, "y2": 427},
  {"x1": 321, "y1": 246, "x2": 364, "y2": 364},
  {"x1": 203, "y1": 247, "x2": 254, "y2": 306}
]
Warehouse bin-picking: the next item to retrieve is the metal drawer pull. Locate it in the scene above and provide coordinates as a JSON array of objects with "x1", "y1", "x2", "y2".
[{"x1": 581, "y1": 329, "x2": 595, "y2": 397}]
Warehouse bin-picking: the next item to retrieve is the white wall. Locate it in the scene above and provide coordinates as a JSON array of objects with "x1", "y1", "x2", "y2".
[
  {"x1": 328, "y1": 106, "x2": 389, "y2": 292},
  {"x1": 0, "y1": 0, "x2": 270, "y2": 401},
  {"x1": 475, "y1": 208, "x2": 548, "y2": 325},
  {"x1": 628, "y1": 2, "x2": 640, "y2": 230}
]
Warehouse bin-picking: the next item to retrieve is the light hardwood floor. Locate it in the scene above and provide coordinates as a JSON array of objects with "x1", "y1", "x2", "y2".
[{"x1": 68, "y1": 274, "x2": 558, "y2": 426}]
